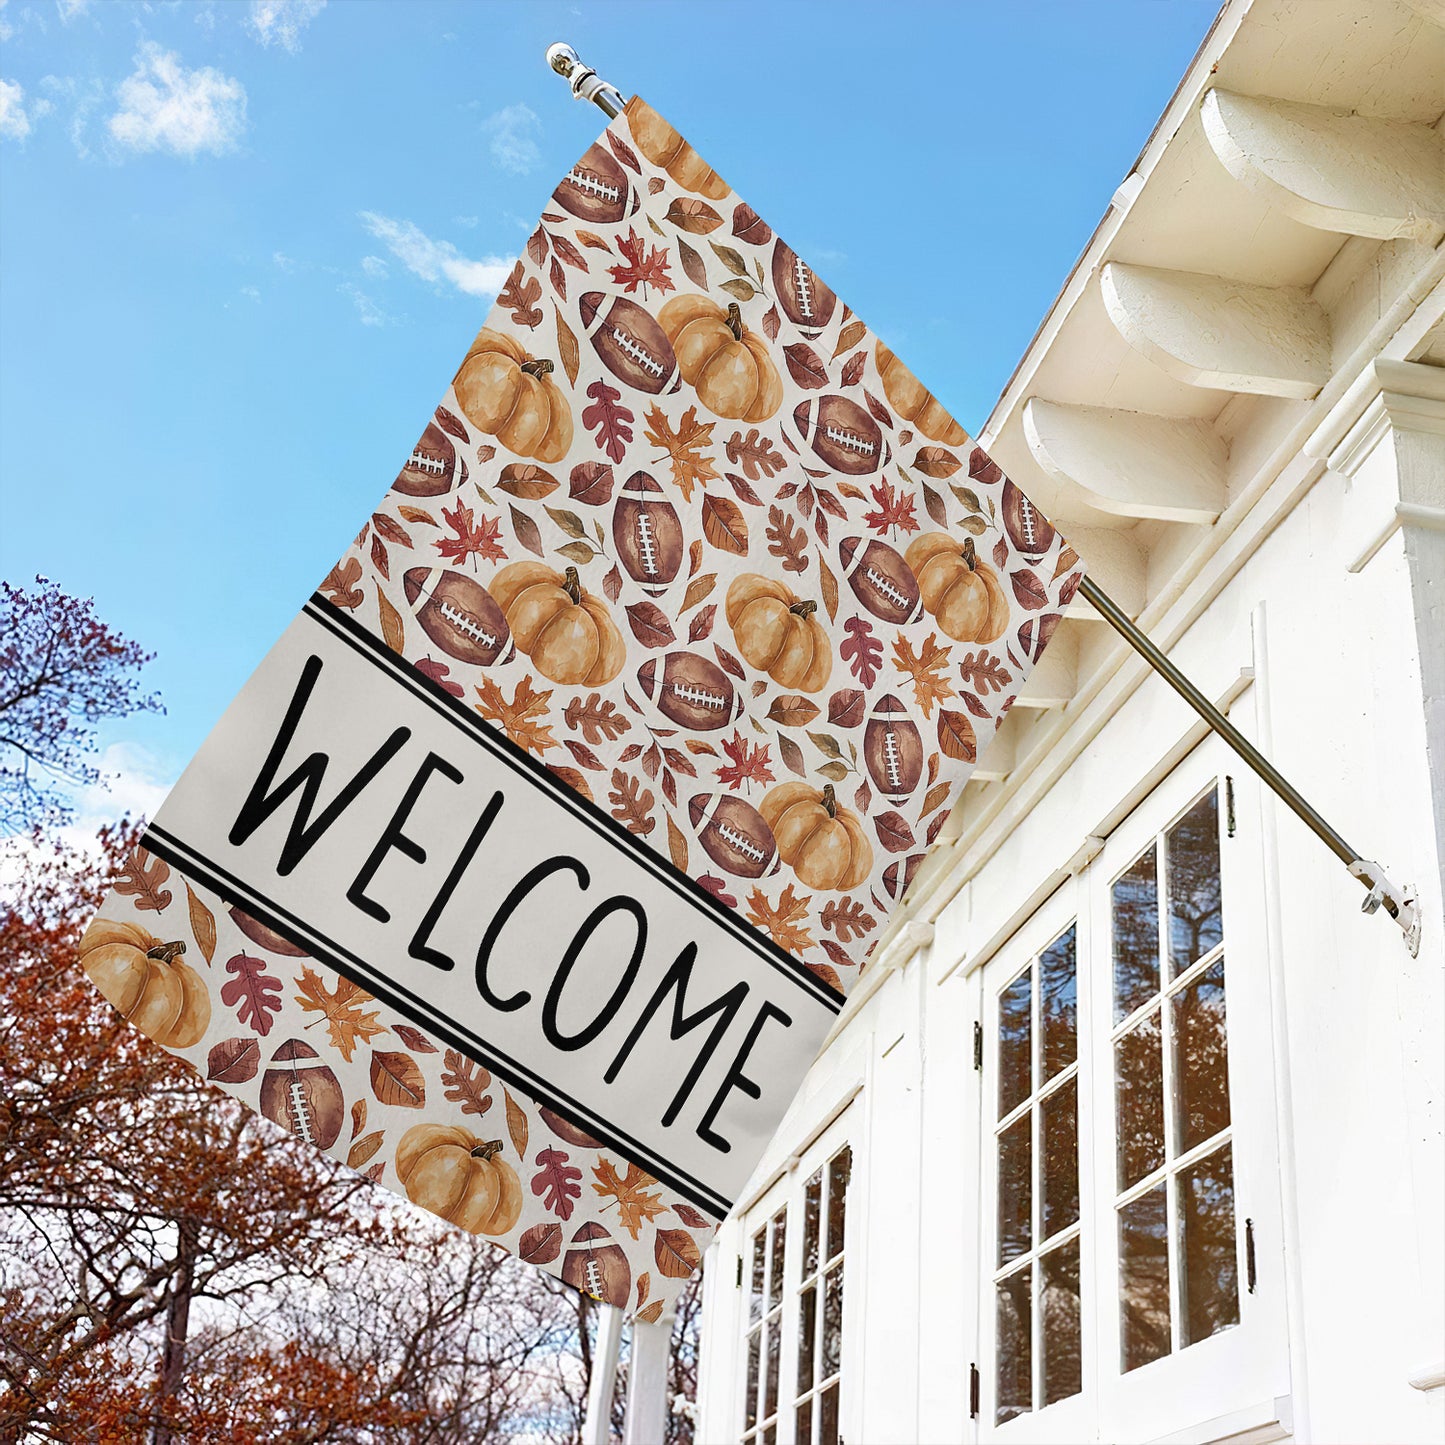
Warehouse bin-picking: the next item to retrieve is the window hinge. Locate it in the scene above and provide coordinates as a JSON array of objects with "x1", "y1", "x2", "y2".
[
  {"x1": 973, "y1": 1021, "x2": 983, "y2": 1071},
  {"x1": 1225, "y1": 775, "x2": 1236, "y2": 837},
  {"x1": 969, "y1": 1362, "x2": 980, "y2": 1419},
  {"x1": 736, "y1": 1254, "x2": 743, "y2": 1289},
  {"x1": 1245, "y1": 1217, "x2": 1257, "y2": 1293}
]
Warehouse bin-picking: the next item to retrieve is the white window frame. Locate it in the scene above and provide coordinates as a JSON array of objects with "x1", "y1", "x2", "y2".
[{"x1": 979, "y1": 739, "x2": 1291, "y2": 1443}]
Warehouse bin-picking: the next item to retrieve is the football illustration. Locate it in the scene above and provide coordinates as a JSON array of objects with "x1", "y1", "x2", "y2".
[
  {"x1": 552, "y1": 142, "x2": 634, "y2": 224},
  {"x1": 561, "y1": 1220, "x2": 632, "y2": 1306},
  {"x1": 793, "y1": 396, "x2": 888, "y2": 475},
  {"x1": 229, "y1": 905, "x2": 309, "y2": 958},
  {"x1": 403, "y1": 567, "x2": 512, "y2": 669},
  {"x1": 863, "y1": 694, "x2": 924, "y2": 805},
  {"x1": 636, "y1": 653, "x2": 743, "y2": 731},
  {"x1": 771, "y1": 239, "x2": 838, "y2": 339},
  {"x1": 612, "y1": 471, "x2": 684, "y2": 595},
  {"x1": 838, "y1": 536, "x2": 922, "y2": 625},
  {"x1": 393, "y1": 412, "x2": 469, "y2": 498},
  {"x1": 688, "y1": 792, "x2": 778, "y2": 879},
  {"x1": 1019, "y1": 612, "x2": 1062, "y2": 664},
  {"x1": 580, "y1": 291, "x2": 678, "y2": 395},
  {"x1": 1002, "y1": 478, "x2": 1058, "y2": 558},
  {"x1": 259, "y1": 1039, "x2": 344, "y2": 1151},
  {"x1": 879, "y1": 852, "x2": 924, "y2": 907}
]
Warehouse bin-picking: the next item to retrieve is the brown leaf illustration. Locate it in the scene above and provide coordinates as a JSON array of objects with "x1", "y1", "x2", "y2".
[
  {"x1": 1053, "y1": 546, "x2": 1080, "y2": 580},
  {"x1": 498, "y1": 465, "x2": 559, "y2": 500},
  {"x1": 475, "y1": 673, "x2": 557, "y2": 755},
  {"x1": 441, "y1": 1049, "x2": 492, "y2": 1116},
  {"x1": 569, "y1": 460, "x2": 615, "y2": 506},
  {"x1": 914, "y1": 447, "x2": 961, "y2": 478},
  {"x1": 1011, "y1": 569, "x2": 1048, "y2": 610},
  {"x1": 688, "y1": 606, "x2": 716, "y2": 642},
  {"x1": 672, "y1": 1203, "x2": 712, "y2": 1229},
  {"x1": 606, "y1": 130, "x2": 641, "y2": 172},
  {"x1": 765, "y1": 506, "x2": 808, "y2": 574},
  {"x1": 937, "y1": 710, "x2": 977, "y2": 762},
  {"x1": 593, "y1": 1158, "x2": 668, "y2": 1240},
  {"x1": 731, "y1": 203, "x2": 771, "y2": 245},
  {"x1": 783, "y1": 342, "x2": 827, "y2": 390},
  {"x1": 874, "y1": 810, "x2": 916, "y2": 853},
  {"x1": 393, "y1": 1024, "x2": 438, "y2": 1054},
  {"x1": 575, "y1": 228, "x2": 612, "y2": 252},
  {"x1": 921, "y1": 781, "x2": 953, "y2": 818},
  {"x1": 645, "y1": 405, "x2": 719, "y2": 503},
  {"x1": 370, "y1": 1051, "x2": 425, "y2": 1109},
  {"x1": 608, "y1": 769, "x2": 655, "y2": 836},
  {"x1": 681, "y1": 573, "x2": 717, "y2": 614},
  {"x1": 654, "y1": 1228, "x2": 702, "y2": 1279},
  {"x1": 833, "y1": 318, "x2": 868, "y2": 357},
  {"x1": 625, "y1": 601, "x2": 676, "y2": 648},
  {"x1": 863, "y1": 389, "x2": 894, "y2": 429},
  {"x1": 746, "y1": 883, "x2": 814, "y2": 954},
  {"x1": 520, "y1": 1222, "x2": 562, "y2": 1264},
  {"x1": 504, "y1": 1087, "x2": 529, "y2": 1159},
  {"x1": 840, "y1": 351, "x2": 866, "y2": 388},
  {"x1": 665, "y1": 197, "x2": 723, "y2": 234},
  {"x1": 666, "y1": 813, "x2": 688, "y2": 872},
  {"x1": 923, "y1": 483, "x2": 949, "y2": 529},
  {"x1": 564, "y1": 692, "x2": 630, "y2": 744},
  {"x1": 635, "y1": 1300, "x2": 665, "y2": 1324},
  {"x1": 827, "y1": 689, "x2": 865, "y2": 728},
  {"x1": 760, "y1": 305, "x2": 781, "y2": 341},
  {"x1": 526, "y1": 227, "x2": 548, "y2": 266},
  {"x1": 114, "y1": 847, "x2": 171, "y2": 913},
  {"x1": 351, "y1": 1099, "x2": 367, "y2": 1140},
  {"x1": 818, "y1": 556, "x2": 839, "y2": 621},
  {"x1": 319, "y1": 557, "x2": 364, "y2": 610},
  {"x1": 766, "y1": 695, "x2": 821, "y2": 728},
  {"x1": 724, "y1": 428, "x2": 785, "y2": 481},
  {"x1": 820, "y1": 896, "x2": 877, "y2": 943},
  {"x1": 498, "y1": 261, "x2": 543, "y2": 329},
  {"x1": 677, "y1": 237, "x2": 707, "y2": 290},
  {"x1": 397, "y1": 505, "x2": 438, "y2": 526},
  {"x1": 969, "y1": 446, "x2": 1004, "y2": 485},
  {"x1": 184, "y1": 882, "x2": 216, "y2": 965},
  {"x1": 206, "y1": 1037, "x2": 260, "y2": 1084},
  {"x1": 347, "y1": 1131, "x2": 385, "y2": 1170},
  {"x1": 701, "y1": 494, "x2": 749, "y2": 555},
  {"x1": 376, "y1": 586, "x2": 405, "y2": 654},
  {"x1": 294, "y1": 965, "x2": 386, "y2": 1062},
  {"x1": 553, "y1": 307, "x2": 580, "y2": 385}
]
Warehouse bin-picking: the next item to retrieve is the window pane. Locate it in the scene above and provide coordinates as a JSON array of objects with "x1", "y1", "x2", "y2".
[
  {"x1": 1167, "y1": 790, "x2": 1222, "y2": 973},
  {"x1": 1042, "y1": 1239, "x2": 1082, "y2": 1407},
  {"x1": 764, "y1": 1319, "x2": 780, "y2": 1420},
  {"x1": 822, "y1": 1264, "x2": 844, "y2": 1378},
  {"x1": 746, "y1": 1329, "x2": 760, "y2": 1429},
  {"x1": 797, "y1": 1283, "x2": 816, "y2": 1394},
  {"x1": 999, "y1": 971, "x2": 1032, "y2": 1117},
  {"x1": 802, "y1": 1169, "x2": 822, "y2": 1279},
  {"x1": 1173, "y1": 956, "x2": 1230, "y2": 1153},
  {"x1": 768, "y1": 1209, "x2": 787, "y2": 1310},
  {"x1": 826, "y1": 1147, "x2": 850, "y2": 1262},
  {"x1": 1113, "y1": 843, "x2": 1160, "y2": 1022},
  {"x1": 1041, "y1": 924, "x2": 1077, "y2": 1080},
  {"x1": 998, "y1": 1113, "x2": 1032, "y2": 1265},
  {"x1": 750, "y1": 1228, "x2": 766, "y2": 1324},
  {"x1": 795, "y1": 1399, "x2": 813, "y2": 1445},
  {"x1": 1119, "y1": 1185, "x2": 1171, "y2": 1373},
  {"x1": 995, "y1": 1267, "x2": 1032, "y2": 1424},
  {"x1": 1179, "y1": 1145, "x2": 1240, "y2": 1347},
  {"x1": 763, "y1": 1426, "x2": 775, "y2": 1445},
  {"x1": 819, "y1": 1383, "x2": 839, "y2": 1445},
  {"x1": 1042, "y1": 1078, "x2": 1079, "y2": 1238},
  {"x1": 1115, "y1": 1010, "x2": 1165, "y2": 1190}
]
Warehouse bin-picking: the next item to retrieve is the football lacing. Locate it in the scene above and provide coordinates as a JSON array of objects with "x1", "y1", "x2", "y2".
[
  {"x1": 716, "y1": 820, "x2": 766, "y2": 864},
  {"x1": 288, "y1": 1077, "x2": 317, "y2": 1146},
  {"x1": 1019, "y1": 494, "x2": 1038, "y2": 549},
  {"x1": 670, "y1": 681, "x2": 726, "y2": 710},
  {"x1": 635, "y1": 512, "x2": 659, "y2": 575},
  {"x1": 408, "y1": 449, "x2": 448, "y2": 476},
  {"x1": 609, "y1": 326, "x2": 665, "y2": 378},
  {"x1": 883, "y1": 730, "x2": 903, "y2": 790},
  {"x1": 792, "y1": 254, "x2": 814, "y2": 321},
  {"x1": 864, "y1": 566, "x2": 908, "y2": 609},
  {"x1": 824, "y1": 424, "x2": 875, "y2": 457},
  {"x1": 567, "y1": 168, "x2": 620, "y2": 204},
  {"x1": 439, "y1": 600, "x2": 499, "y2": 649},
  {"x1": 584, "y1": 1256, "x2": 605, "y2": 1298}
]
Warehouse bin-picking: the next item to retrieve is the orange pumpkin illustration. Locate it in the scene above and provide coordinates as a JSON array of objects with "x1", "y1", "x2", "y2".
[
  {"x1": 491, "y1": 562, "x2": 625, "y2": 686},
  {"x1": 79, "y1": 919, "x2": 210, "y2": 1048},
  {"x1": 874, "y1": 341, "x2": 968, "y2": 447},
  {"x1": 726, "y1": 574, "x2": 832, "y2": 691},
  {"x1": 657, "y1": 296, "x2": 782, "y2": 423},
  {"x1": 624, "y1": 96, "x2": 729, "y2": 199},
  {"x1": 905, "y1": 533, "x2": 1010, "y2": 644},
  {"x1": 761, "y1": 782, "x2": 873, "y2": 892},
  {"x1": 452, "y1": 328, "x2": 573, "y2": 464},
  {"x1": 396, "y1": 1124, "x2": 523, "y2": 1236}
]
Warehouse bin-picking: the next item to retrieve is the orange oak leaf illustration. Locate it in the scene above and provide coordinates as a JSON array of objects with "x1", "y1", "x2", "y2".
[
  {"x1": 592, "y1": 1158, "x2": 668, "y2": 1240},
  {"x1": 434, "y1": 501, "x2": 506, "y2": 568},
  {"x1": 746, "y1": 883, "x2": 815, "y2": 955},
  {"x1": 293, "y1": 964, "x2": 387, "y2": 1063},
  {"x1": 475, "y1": 674, "x2": 558, "y2": 756},
  {"x1": 892, "y1": 631, "x2": 956, "y2": 719},
  {"x1": 644, "y1": 404, "x2": 719, "y2": 503},
  {"x1": 606, "y1": 226, "x2": 676, "y2": 299}
]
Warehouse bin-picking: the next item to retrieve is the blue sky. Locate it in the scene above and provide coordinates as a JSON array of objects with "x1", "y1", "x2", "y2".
[{"x1": 0, "y1": 0, "x2": 1216, "y2": 823}]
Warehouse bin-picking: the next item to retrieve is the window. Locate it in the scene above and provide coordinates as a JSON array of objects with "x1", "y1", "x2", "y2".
[{"x1": 738, "y1": 1114, "x2": 854, "y2": 1445}]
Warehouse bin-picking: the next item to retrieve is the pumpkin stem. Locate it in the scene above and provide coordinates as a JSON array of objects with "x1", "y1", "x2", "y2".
[
  {"x1": 725, "y1": 302, "x2": 744, "y2": 342},
  {"x1": 562, "y1": 566, "x2": 582, "y2": 605},
  {"x1": 820, "y1": 783, "x2": 837, "y2": 819},
  {"x1": 788, "y1": 600, "x2": 818, "y2": 620},
  {"x1": 145, "y1": 941, "x2": 187, "y2": 964},
  {"x1": 470, "y1": 1139, "x2": 505, "y2": 1162},
  {"x1": 520, "y1": 358, "x2": 554, "y2": 378},
  {"x1": 962, "y1": 535, "x2": 978, "y2": 572}
]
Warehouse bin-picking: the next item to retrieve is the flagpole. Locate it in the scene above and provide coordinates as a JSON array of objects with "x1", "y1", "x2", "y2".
[{"x1": 542, "y1": 45, "x2": 1421, "y2": 956}]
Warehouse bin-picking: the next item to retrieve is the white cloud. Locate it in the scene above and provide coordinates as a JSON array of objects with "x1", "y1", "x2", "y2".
[
  {"x1": 107, "y1": 44, "x2": 246, "y2": 158},
  {"x1": 359, "y1": 212, "x2": 513, "y2": 299},
  {"x1": 360, "y1": 253, "x2": 387, "y2": 279},
  {"x1": 240, "y1": 284, "x2": 260, "y2": 301},
  {"x1": 0, "y1": 79, "x2": 33, "y2": 141},
  {"x1": 339, "y1": 282, "x2": 390, "y2": 327},
  {"x1": 0, "y1": 0, "x2": 13, "y2": 42},
  {"x1": 247, "y1": 0, "x2": 325, "y2": 52},
  {"x1": 55, "y1": 0, "x2": 90, "y2": 22},
  {"x1": 483, "y1": 102, "x2": 541, "y2": 175}
]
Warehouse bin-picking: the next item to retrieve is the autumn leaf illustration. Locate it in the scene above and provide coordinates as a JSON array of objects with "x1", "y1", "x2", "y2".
[
  {"x1": 839, "y1": 616, "x2": 883, "y2": 688},
  {"x1": 608, "y1": 769, "x2": 655, "y2": 836},
  {"x1": 220, "y1": 954, "x2": 282, "y2": 1036},
  {"x1": 592, "y1": 1159, "x2": 667, "y2": 1240},
  {"x1": 294, "y1": 965, "x2": 386, "y2": 1062},
  {"x1": 414, "y1": 656, "x2": 464, "y2": 698},
  {"x1": 582, "y1": 379, "x2": 635, "y2": 464},
  {"x1": 698, "y1": 874, "x2": 738, "y2": 908},
  {"x1": 892, "y1": 631, "x2": 956, "y2": 719},
  {"x1": 654, "y1": 1228, "x2": 702, "y2": 1279},
  {"x1": 725, "y1": 428, "x2": 785, "y2": 481},
  {"x1": 370, "y1": 1051, "x2": 426, "y2": 1109},
  {"x1": 862, "y1": 478, "x2": 920, "y2": 538},
  {"x1": 498, "y1": 261, "x2": 543, "y2": 329},
  {"x1": 441, "y1": 1049, "x2": 492, "y2": 1117},
  {"x1": 820, "y1": 897, "x2": 877, "y2": 943},
  {"x1": 746, "y1": 883, "x2": 814, "y2": 955},
  {"x1": 434, "y1": 501, "x2": 505, "y2": 568},
  {"x1": 764, "y1": 506, "x2": 809, "y2": 574},
  {"x1": 564, "y1": 692, "x2": 630, "y2": 744},
  {"x1": 319, "y1": 556, "x2": 364, "y2": 610},
  {"x1": 714, "y1": 730, "x2": 775, "y2": 792},
  {"x1": 644, "y1": 405, "x2": 719, "y2": 503},
  {"x1": 475, "y1": 674, "x2": 557, "y2": 756},
  {"x1": 113, "y1": 847, "x2": 171, "y2": 913},
  {"x1": 607, "y1": 226, "x2": 676, "y2": 299},
  {"x1": 959, "y1": 649, "x2": 1012, "y2": 694},
  {"x1": 531, "y1": 1147, "x2": 583, "y2": 1219}
]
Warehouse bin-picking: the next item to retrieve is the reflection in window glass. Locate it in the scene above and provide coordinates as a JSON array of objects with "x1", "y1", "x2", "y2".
[
  {"x1": 795, "y1": 1399, "x2": 811, "y2": 1445},
  {"x1": 996, "y1": 1267, "x2": 1032, "y2": 1424},
  {"x1": 768, "y1": 1210, "x2": 786, "y2": 1311},
  {"x1": 819, "y1": 1383, "x2": 839, "y2": 1445},
  {"x1": 998, "y1": 1114, "x2": 1032, "y2": 1266},
  {"x1": 1113, "y1": 844, "x2": 1160, "y2": 1022},
  {"x1": 1119, "y1": 1185, "x2": 1171, "y2": 1373},
  {"x1": 999, "y1": 971, "x2": 1031, "y2": 1117},
  {"x1": 822, "y1": 1267, "x2": 843, "y2": 1377},
  {"x1": 827, "y1": 1149, "x2": 850, "y2": 1263},
  {"x1": 803, "y1": 1170, "x2": 821, "y2": 1278},
  {"x1": 1180, "y1": 1146, "x2": 1240, "y2": 1346},
  {"x1": 1174, "y1": 958, "x2": 1230, "y2": 1153},
  {"x1": 743, "y1": 1209, "x2": 787, "y2": 1444},
  {"x1": 792, "y1": 1145, "x2": 849, "y2": 1444},
  {"x1": 749, "y1": 1225, "x2": 765, "y2": 1325},
  {"x1": 796, "y1": 1283, "x2": 816, "y2": 1394},
  {"x1": 1042, "y1": 1239, "x2": 1083, "y2": 1406},
  {"x1": 1115, "y1": 1011, "x2": 1164, "y2": 1190},
  {"x1": 1167, "y1": 791, "x2": 1222, "y2": 973},
  {"x1": 1042, "y1": 1078, "x2": 1079, "y2": 1239},
  {"x1": 1041, "y1": 925, "x2": 1077, "y2": 1080}
]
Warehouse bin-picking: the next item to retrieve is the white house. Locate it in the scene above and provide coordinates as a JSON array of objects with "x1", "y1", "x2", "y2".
[{"x1": 692, "y1": 1, "x2": 1445, "y2": 1441}]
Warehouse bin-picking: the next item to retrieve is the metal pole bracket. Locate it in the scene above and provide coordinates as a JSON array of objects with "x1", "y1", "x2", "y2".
[
  {"x1": 546, "y1": 43, "x2": 625, "y2": 119},
  {"x1": 1349, "y1": 860, "x2": 1421, "y2": 957}
]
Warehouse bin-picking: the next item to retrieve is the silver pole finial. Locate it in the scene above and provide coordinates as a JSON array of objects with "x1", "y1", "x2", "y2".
[{"x1": 545, "y1": 43, "x2": 625, "y2": 120}]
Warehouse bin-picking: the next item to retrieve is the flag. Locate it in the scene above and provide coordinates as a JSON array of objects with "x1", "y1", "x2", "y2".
[{"x1": 80, "y1": 96, "x2": 1083, "y2": 1319}]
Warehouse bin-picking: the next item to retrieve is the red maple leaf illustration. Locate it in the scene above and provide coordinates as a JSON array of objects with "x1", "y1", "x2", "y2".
[
  {"x1": 714, "y1": 729, "x2": 775, "y2": 792},
  {"x1": 434, "y1": 501, "x2": 506, "y2": 567},
  {"x1": 862, "y1": 479, "x2": 920, "y2": 538},
  {"x1": 607, "y1": 226, "x2": 676, "y2": 299}
]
